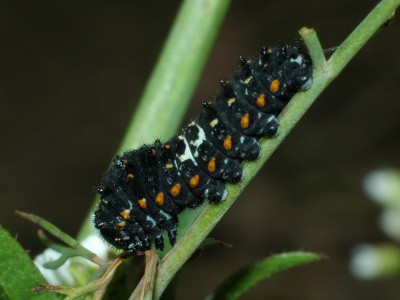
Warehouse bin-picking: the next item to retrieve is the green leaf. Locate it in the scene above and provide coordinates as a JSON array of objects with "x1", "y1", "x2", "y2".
[
  {"x1": 0, "y1": 225, "x2": 58, "y2": 300},
  {"x1": 206, "y1": 252, "x2": 322, "y2": 300}
]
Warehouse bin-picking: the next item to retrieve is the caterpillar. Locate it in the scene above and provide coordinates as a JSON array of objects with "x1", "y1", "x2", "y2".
[{"x1": 94, "y1": 45, "x2": 313, "y2": 255}]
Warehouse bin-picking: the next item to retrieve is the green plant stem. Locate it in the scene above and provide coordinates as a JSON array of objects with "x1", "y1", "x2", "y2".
[
  {"x1": 77, "y1": 0, "x2": 231, "y2": 241},
  {"x1": 153, "y1": 0, "x2": 400, "y2": 298},
  {"x1": 328, "y1": 0, "x2": 400, "y2": 75}
]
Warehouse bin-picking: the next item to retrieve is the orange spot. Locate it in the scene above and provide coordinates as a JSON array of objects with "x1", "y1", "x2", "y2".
[
  {"x1": 121, "y1": 159, "x2": 128, "y2": 165},
  {"x1": 151, "y1": 149, "x2": 156, "y2": 155},
  {"x1": 240, "y1": 113, "x2": 250, "y2": 129},
  {"x1": 190, "y1": 175, "x2": 200, "y2": 188},
  {"x1": 155, "y1": 192, "x2": 164, "y2": 206},
  {"x1": 267, "y1": 47, "x2": 272, "y2": 54},
  {"x1": 223, "y1": 135, "x2": 232, "y2": 151},
  {"x1": 127, "y1": 173, "x2": 134, "y2": 179},
  {"x1": 270, "y1": 79, "x2": 280, "y2": 93},
  {"x1": 165, "y1": 163, "x2": 173, "y2": 169},
  {"x1": 120, "y1": 209, "x2": 131, "y2": 220},
  {"x1": 138, "y1": 198, "x2": 147, "y2": 209},
  {"x1": 256, "y1": 94, "x2": 266, "y2": 107},
  {"x1": 115, "y1": 221, "x2": 126, "y2": 230},
  {"x1": 170, "y1": 183, "x2": 181, "y2": 196},
  {"x1": 165, "y1": 144, "x2": 171, "y2": 149},
  {"x1": 208, "y1": 157, "x2": 216, "y2": 172}
]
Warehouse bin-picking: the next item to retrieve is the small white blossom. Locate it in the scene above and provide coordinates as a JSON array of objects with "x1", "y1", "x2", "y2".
[{"x1": 363, "y1": 170, "x2": 400, "y2": 207}]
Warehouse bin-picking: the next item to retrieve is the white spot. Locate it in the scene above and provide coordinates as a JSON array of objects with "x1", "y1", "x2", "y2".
[
  {"x1": 178, "y1": 136, "x2": 198, "y2": 166},
  {"x1": 240, "y1": 136, "x2": 245, "y2": 144},
  {"x1": 289, "y1": 55, "x2": 304, "y2": 65},
  {"x1": 196, "y1": 124, "x2": 207, "y2": 143},
  {"x1": 221, "y1": 188, "x2": 228, "y2": 201},
  {"x1": 210, "y1": 118, "x2": 219, "y2": 127},
  {"x1": 146, "y1": 215, "x2": 157, "y2": 228},
  {"x1": 173, "y1": 160, "x2": 181, "y2": 176},
  {"x1": 159, "y1": 210, "x2": 172, "y2": 220},
  {"x1": 267, "y1": 115, "x2": 276, "y2": 123},
  {"x1": 189, "y1": 124, "x2": 207, "y2": 148},
  {"x1": 301, "y1": 77, "x2": 313, "y2": 91}
]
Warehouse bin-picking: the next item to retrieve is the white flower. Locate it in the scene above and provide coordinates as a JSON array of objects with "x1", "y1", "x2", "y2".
[
  {"x1": 34, "y1": 235, "x2": 110, "y2": 285},
  {"x1": 363, "y1": 170, "x2": 400, "y2": 207},
  {"x1": 379, "y1": 209, "x2": 400, "y2": 242},
  {"x1": 350, "y1": 244, "x2": 400, "y2": 279}
]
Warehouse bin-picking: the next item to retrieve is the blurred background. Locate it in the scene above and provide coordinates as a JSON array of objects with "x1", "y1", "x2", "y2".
[{"x1": 1, "y1": 0, "x2": 400, "y2": 299}]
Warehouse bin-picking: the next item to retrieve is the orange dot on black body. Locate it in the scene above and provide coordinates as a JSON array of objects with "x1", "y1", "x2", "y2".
[
  {"x1": 240, "y1": 113, "x2": 250, "y2": 128},
  {"x1": 171, "y1": 183, "x2": 181, "y2": 196}
]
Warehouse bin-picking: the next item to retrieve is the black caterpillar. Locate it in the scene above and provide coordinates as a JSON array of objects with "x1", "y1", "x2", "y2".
[{"x1": 94, "y1": 45, "x2": 313, "y2": 255}]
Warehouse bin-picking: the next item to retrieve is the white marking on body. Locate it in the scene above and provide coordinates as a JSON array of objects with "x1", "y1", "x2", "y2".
[
  {"x1": 289, "y1": 55, "x2": 303, "y2": 64},
  {"x1": 189, "y1": 124, "x2": 207, "y2": 148},
  {"x1": 267, "y1": 115, "x2": 276, "y2": 123},
  {"x1": 173, "y1": 160, "x2": 181, "y2": 175},
  {"x1": 178, "y1": 136, "x2": 198, "y2": 165},
  {"x1": 301, "y1": 77, "x2": 313, "y2": 90},
  {"x1": 221, "y1": 189, "x2": 228, "y2": 201},
  {"x1": 240, "y1": 136, "x2": 245, "y2": 144},
  {"x1": 146, "y1": 215, "x2": 157, "y2": 228},
  {"x1": 159, "y1": 210, "x2": 172, "y2": 220}
]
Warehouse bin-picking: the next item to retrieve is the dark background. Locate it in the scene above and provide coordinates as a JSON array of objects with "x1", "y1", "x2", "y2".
[{"x1": 1, "y1": 1, "x2": 399, "y2": 299}]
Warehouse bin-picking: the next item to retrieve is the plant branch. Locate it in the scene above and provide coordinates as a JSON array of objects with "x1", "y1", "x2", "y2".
[{"x1": 152, "y1": 0, "x2": 400, "y2": 298}]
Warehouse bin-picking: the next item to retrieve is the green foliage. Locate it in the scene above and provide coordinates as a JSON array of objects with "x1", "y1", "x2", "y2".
[
  {"x1": 0, "y1": 225, "x2": 58, "y2": 300},
  {"x1": 206, "y1": 252, "x2": 322, "y2": 300}
]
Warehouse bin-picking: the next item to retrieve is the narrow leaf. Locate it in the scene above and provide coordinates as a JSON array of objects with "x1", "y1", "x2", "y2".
[{"x1": 207, "y1": 252, "x2": 322, "y2": 300}]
